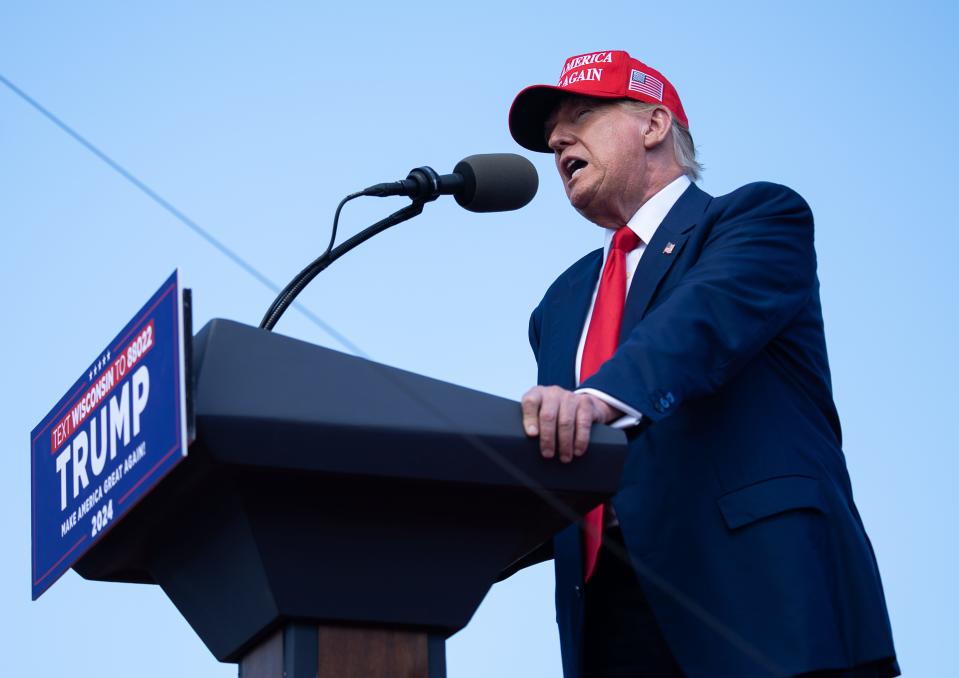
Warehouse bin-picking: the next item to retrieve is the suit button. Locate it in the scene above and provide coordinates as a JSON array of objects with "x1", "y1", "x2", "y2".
[
  {"x1": 659, "y1": 397, "x2": 670, "y2": 409},
  {"x1": 665, "y1": 391, "x2": 675, "y2": 404},
  {"x1": 574, "y1": 585, "x2": 583, "y2": 598}
]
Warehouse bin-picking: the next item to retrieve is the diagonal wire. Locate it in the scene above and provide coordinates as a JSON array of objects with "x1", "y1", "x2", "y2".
[
  {"x1": 0, "y1": 72, "x2": 365, "y2": 358},
  {"x1": 2, "y1": 71, "x2": 787, "y2": 676}
]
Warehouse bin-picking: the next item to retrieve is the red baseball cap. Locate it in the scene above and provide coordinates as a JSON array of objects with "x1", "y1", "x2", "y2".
[{"x1": 509, "y1": 50, "x2": 688, "y2": 153}]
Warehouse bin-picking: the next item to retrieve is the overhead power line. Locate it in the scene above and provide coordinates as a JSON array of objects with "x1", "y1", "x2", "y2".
[{"x1": 0, "y1": 72, "x2": 364, "y2": 357}]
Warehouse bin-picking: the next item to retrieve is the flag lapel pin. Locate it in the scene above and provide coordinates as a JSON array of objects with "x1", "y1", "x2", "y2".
[{"x1": 663, "y1": 242, "x2": 675, "y2": 255}]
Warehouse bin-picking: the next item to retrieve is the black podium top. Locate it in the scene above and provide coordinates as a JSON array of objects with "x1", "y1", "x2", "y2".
[{"x1": 75, "y1": 319, "x2": 628, "y2": 661}]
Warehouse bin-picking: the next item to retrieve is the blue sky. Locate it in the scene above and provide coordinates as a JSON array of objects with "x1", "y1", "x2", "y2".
[{"x1": 3, "y1": 2, "x2": 957, "y2": 676}]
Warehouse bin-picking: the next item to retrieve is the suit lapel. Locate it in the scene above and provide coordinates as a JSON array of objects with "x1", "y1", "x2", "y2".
[
  {"x1": 619, "y1": 183, "x2": 712, "y2": 342},
  {"x1": 545, "y1": 251, "x2": 602, "y2": 389},
  {"x1": 540, "y1": 184, "x2": 712, "y2": 385}
]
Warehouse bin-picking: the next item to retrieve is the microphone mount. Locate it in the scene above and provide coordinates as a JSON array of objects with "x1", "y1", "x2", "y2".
[{"x1": 362, "y1": 166, "x2": 465, "y2": 202}]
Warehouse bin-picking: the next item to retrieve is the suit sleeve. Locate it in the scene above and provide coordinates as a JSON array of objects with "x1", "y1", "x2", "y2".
[{"x1": 579, "y1": 183, "x2": 816, "y2": 421}]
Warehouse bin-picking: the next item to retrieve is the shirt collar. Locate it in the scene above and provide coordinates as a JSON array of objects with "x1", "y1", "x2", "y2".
[{"x1": 603, "y1": 174, "x2": 691, "y2": 253}]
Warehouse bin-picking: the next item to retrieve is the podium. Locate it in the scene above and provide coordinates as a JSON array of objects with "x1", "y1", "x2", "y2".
[{"x1": 73, "y1": 319, "x2": 627, "y2": 677}]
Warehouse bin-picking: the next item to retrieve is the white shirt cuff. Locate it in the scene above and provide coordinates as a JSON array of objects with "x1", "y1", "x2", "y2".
[{"x1": 575, "y1": 388, "x2": 644, "y2": 429}]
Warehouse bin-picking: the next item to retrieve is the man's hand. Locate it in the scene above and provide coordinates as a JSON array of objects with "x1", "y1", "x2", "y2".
[{"x1": 521, "y1": 386, "x2": 618, "y2": 463}]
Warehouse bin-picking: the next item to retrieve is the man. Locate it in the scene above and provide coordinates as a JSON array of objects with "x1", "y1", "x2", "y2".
[{"x1": 509, "y1": 50, "x2": 899, "y2": 678}]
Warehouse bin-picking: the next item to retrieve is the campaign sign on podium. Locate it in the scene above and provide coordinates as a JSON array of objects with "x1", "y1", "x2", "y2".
[{"x1": 31, "y1": 270, "x2": 189, "y2": 599}]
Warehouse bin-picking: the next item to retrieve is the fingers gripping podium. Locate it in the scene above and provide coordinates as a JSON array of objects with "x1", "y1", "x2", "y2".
[{"x1": 73, "y1": 319, "x2": 627, "y2": 677}]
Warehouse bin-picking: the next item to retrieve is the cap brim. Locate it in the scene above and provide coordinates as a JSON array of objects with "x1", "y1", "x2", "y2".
[
  {"x1": 509, "y1": 85, "x2": 625, "y2": 153},
  {"x1": 509, "y1": 86, "x2": 566, "y2": 153}
]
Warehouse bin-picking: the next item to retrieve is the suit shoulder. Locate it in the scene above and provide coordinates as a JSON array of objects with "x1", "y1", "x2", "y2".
[
  {"x1": 713, "y1": 181, "x2": 812, "y2": 216},
  {"x1": 705, "y1": 181, "x2": 814, "y2": 232}
]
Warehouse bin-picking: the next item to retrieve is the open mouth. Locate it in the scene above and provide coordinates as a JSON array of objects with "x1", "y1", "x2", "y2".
[{"x1": 564, "y1": 157, "x2": 588, "y2": 181}]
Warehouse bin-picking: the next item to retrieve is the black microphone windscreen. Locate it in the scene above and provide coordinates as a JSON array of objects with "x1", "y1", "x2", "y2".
[{"x1": 453, "y1": 154, "x2": 538, "y2": 213}]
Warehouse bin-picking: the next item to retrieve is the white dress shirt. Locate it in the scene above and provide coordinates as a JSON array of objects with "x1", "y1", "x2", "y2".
[{"x1": 575, "y1": 174, "x2": 691, "y2": 428}]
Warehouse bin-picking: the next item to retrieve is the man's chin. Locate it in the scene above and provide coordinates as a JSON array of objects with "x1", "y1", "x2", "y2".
[
  {"x1": 566, "y1": 185, "x2": 595, "y2": 213},
  {"x1": 567, "y1": 194, "x2": 605, "y2": 224}
]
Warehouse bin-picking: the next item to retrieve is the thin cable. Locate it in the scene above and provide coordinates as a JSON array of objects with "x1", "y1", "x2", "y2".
[
  {"x1": 3, "y1": 72, "x2": 785, "y2": 674},
  {"x1": 0, "y1": 72, "x2": 364, "y2": 356},
  {"x1": 259, "y1": 191, "x2": 364, "y2": 330}
]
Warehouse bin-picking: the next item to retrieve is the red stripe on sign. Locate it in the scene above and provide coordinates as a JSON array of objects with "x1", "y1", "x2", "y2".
[
  {"x1": 49, "y1": 319, "x2": 155, "y2": 453},
  {"x1": 33, "y1": 381, "x2": 86, "y2": 448},
  {"x1": 33, "y1": 533, "x2": 88, "y2": 586},
  {"x1": 111, "y1": 283, "x2": 174, "y2": 353},
  {"x1": 118, "y1": 442, "x2": 181, "y2": 505}
]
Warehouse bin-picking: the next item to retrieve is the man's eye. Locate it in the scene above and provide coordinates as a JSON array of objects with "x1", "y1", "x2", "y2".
[{"x1": 575, "y1": 108, "x2": 592, "y2": 120}]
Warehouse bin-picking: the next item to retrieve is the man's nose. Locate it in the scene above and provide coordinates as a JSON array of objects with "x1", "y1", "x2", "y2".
[{"x1": 547, "y1": 123, "x2": 574, "y2": 152}]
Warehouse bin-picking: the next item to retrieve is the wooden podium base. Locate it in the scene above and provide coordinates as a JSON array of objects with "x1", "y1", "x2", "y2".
[{"x1": 239, "y1": 623, "x2": 446, "y2": 678}]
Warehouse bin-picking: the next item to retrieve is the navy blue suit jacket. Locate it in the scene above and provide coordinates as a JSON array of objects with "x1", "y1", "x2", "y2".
[{"x1": 528, "y1": 182, "x2": 898, "y2": 677}]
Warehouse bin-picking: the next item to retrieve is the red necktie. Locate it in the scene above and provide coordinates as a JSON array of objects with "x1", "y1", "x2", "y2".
[{"x1": 580, "y1": 225, "x2": 642, "y2": 582}]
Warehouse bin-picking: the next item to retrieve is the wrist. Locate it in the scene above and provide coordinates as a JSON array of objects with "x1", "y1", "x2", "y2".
[{"x1": 586, "y1": 394, "x2": 619, "y2": 423}]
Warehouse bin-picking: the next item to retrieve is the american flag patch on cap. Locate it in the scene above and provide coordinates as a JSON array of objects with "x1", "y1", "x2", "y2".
[{"x1": 628, "y1": 69, "x2": 664, "y2": 101}]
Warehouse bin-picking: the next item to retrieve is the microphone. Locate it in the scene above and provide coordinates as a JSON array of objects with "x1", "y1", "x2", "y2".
[{"x1": 362, "y1": 153, "x2": 539, "y2": 212}]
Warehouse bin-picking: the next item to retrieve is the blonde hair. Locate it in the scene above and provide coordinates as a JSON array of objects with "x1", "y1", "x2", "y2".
[{"x1": 620, "y1": 100, "x2": 703, "y2": 181}]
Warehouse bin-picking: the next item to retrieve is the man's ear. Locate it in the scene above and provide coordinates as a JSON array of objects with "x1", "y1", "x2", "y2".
[{"x1": 643, "y1": 106, "x2": 673, "y2": 150}]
